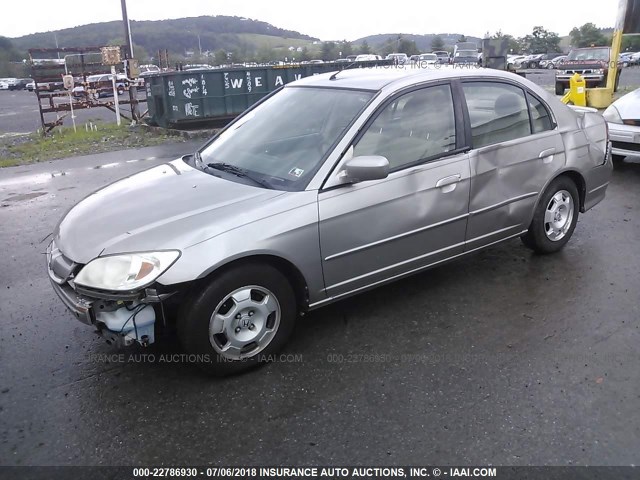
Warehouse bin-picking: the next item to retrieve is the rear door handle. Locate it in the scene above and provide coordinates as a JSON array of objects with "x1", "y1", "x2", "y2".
[
  {"x1": 436, "y1": 174, "x2": 461, "y2": 193},
  {"x1": 539, "y1": 148, "x2": 556, "y2": 164}
]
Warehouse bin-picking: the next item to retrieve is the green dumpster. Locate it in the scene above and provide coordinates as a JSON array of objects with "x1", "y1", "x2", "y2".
[{"x1": 145, "y1": 61, "x2": 392, "y2": 129}]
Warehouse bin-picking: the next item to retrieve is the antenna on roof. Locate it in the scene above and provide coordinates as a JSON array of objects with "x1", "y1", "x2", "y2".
[{"x1": 330, "y1": 61, "x2": 358, "y2": 80}]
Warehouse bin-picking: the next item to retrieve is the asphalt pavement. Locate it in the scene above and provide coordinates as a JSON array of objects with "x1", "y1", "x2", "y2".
[
  {"x1": 0, "y1": 141, "x2": 639, "y2": 466},
  {"x1": 0, "y1": 90, "x2": 145, "y2": 137}
]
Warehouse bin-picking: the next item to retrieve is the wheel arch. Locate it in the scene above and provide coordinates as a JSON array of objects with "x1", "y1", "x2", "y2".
[
  {"x1": 196, "y1": 254, "x2": 310, "y2": 312},
  {"x1": 556, "y1": 170, "x2": 586, "y2": 212},
  {"x1": 536, "y1": 169, "x2": 586, "y2": 213}
]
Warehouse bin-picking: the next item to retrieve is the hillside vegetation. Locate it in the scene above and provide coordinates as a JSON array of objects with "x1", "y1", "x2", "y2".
[{"x1": 10, "y1": 15, "x2": 318, "y2": 61}]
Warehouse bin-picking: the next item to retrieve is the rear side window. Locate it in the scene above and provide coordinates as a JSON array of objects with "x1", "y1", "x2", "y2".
[
  {"x1": 463, "y1": 82, "x2": 530, "y2": 148},
  {"x1": 527, "y1": 94, "x2": 554, "y2": 133}
]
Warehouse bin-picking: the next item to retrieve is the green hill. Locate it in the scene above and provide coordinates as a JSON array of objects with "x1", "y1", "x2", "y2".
[{"x1": 9, "y1": 15, "x2": 318, "y2": 61}]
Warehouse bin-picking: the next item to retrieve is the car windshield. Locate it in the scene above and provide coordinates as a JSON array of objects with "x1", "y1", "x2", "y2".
[
  {"x1": 420, "y1": 54, "x2": 437, "y2": 61},
  {"x1": 197, "y1": 87, "x2": 375, "y2": 191},
  {"x1": 567, "y1": 48, "x2": 609, "y2": 61}
]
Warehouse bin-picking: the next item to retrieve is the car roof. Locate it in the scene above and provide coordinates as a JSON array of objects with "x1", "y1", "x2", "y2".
[{"x1": 290, "y1": 66, "x2": 528, "y2": 91}]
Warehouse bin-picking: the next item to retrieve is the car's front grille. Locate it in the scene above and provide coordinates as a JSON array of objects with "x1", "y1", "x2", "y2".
[{"x1": 564, "y1": 70, "x2": 600, "y2": 75}]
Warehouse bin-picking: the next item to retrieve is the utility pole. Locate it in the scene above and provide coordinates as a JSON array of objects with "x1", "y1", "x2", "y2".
[{"x1": 121, "y1": 0, "x2": 139, "y2": 121}]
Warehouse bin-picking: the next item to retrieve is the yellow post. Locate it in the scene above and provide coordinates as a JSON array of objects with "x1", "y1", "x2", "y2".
[
  {"x1": 585, "y1": 0, "x2": 627, "y2": 108},
  {"x1": 606, "y1": 27, "x2": 623, "y2": 91}
]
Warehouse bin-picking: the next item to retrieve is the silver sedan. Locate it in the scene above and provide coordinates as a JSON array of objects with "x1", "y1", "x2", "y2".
[
  {"x1": 604, "y1": 87, "x2": 640, "y2": 161},
  {"x1": 48, "y1": 67, "x2": 612, "y2": 375}
]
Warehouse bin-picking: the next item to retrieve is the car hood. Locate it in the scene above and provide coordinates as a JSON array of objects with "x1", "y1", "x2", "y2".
[
  {"x1": 54, "y1": 159, "x2": 285, "y2": 264},
  {"x1": 611, "y1": 87, "x2": 640, "y2": 119}
]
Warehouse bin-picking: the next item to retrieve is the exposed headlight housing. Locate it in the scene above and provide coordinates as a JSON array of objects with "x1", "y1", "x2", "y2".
[
  {"x1": 593, "y1": 69, "x2": 604, "y2": 75},
  {"x1": 602, "y1": 105, "x2": 623, "y2": 124},
  {"x1": 75, "y1": 251, "x2": 180, "y2": 292},
  {"x1": 558, "y1": 70, "x2": 568, "y2": 75}
]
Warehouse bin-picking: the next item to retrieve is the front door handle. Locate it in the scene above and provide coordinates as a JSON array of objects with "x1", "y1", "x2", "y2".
[
  {"x1": 539, "y1": 148, "x2": 556, "y2": 164},
  {"x1": 436, "y1": 174, "x2": 461, "y2": 193}
]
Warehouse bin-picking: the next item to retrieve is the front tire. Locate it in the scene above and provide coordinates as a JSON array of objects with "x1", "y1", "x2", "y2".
[
  {"x1": 521, "y1": 176, "x2": 579, "y2": 254},
  {"x1": 555, "y1": 82, "x2": 565, "y2": 95},
  {"x1": 178, "y1": 263, "x2": 297, "y2": 376}
]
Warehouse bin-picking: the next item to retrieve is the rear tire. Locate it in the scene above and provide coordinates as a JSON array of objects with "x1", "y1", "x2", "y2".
[
  {"x1": 521, "y1": 176, "x2": 579, "y2": 254},
  {"x1": 612, "y1": 154, "x2": 626, "y2": 163},
  {"x1": 178, "y1": 263, "x2": 297, "y2": 376},
  {"x1": 555, "y1": 82, "x2": 565, "y2": 96}
]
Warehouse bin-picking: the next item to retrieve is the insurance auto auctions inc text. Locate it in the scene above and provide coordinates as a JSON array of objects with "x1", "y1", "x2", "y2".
[{"x1": 257, "y1": 467, "x2": 497, "y2": 477}]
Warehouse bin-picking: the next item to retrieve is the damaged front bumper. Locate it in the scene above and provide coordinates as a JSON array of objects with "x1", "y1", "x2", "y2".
[{"x1": 47, "y1": 242, "x2": 174, "y2": 348}]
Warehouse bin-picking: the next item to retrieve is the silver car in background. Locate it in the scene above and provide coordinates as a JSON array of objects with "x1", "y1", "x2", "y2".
[
  {"x1": 48, "y1": 67, "x2": 612, "y2": 375},
  {"x1": 603, "y1": 87, "x2": 640, "y2": 161}
]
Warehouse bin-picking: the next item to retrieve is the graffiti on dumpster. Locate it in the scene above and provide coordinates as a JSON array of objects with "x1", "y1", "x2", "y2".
[
  {"x1": 168, "y1": 80, "x2": 175, "y2": 97},
  {"x1": 246, "y1": 72, "x2": 252, "y2": 93},
  {"x1": 223, "y1": 73, "x2": 302, "y2": 90},
  {"x1": 201, "y1": 75, "x2": 208, "y2": 96},
  {"x1": 182, "y1": 78, "x2": 199, "y2": 99},
  {"x1": 185, "y1": 102, "x2": 199, "y2": 117}
]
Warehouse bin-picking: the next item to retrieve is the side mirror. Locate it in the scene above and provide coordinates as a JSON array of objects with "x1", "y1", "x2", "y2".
[{"x1": 340, "y1": 155, "x2": 389, "y2": 184}]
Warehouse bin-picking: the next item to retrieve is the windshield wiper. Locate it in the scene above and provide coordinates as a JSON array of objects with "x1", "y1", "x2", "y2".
[{"x1": 206, "y1": 162, "x2": 272, "y2": 189}]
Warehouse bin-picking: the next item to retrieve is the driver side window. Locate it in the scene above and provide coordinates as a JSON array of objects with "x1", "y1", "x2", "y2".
[{"x1": 353, "y1": 84, "x2": 456, "y2": 171}]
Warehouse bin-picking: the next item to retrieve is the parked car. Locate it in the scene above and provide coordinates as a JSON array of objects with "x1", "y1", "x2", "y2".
[
  {"x1": 26, "y1": 81, "x2": 35, "y2": 91},
  {"x1": 619, "y1": 53, "x2": 632, "y2": 67},
  {"x1": 0, "y1": 78, "x2": 17, "y2": 89},
  {"x1": 452, "y1": 49, "x2": 478, "y2": 64},
  {"x1": 628, "y1": 52, "x2": 640, "y2": 65},
  {"x1": 73, "y1": 73, "x2": 127, "y2": 99},
  {"x1": 386, "y1": 53, "x2": 409, "y2": 65},
  {"x1": 507, "y1": 55, "x2": 526, "y2": 70},
  {"x1": 417, "y1": 53, "x2": 438, "y2": 65},
  {"x1": 603, "y1": 87, "x2": 640, "y2": 162},
  {"x1": 555, "y1": 46, "x2": 620, "y2": 95},
  {"x1": 520, "y1": 54, "x2": 544, "y2": 69},
  {"x1": 139, "y1": 64, "x2": 161, "y2": 76},
  {"x1": 47, "y1": 67, "x2": 612, "y2": 375},
  {"x1": 0, "y1": 81, "x2": 8, "y2": 90},
  {"x1": 541, "y1": 55, "x2": 567, "y2": 69},
  {"x1": 432, "y1": 51, "x2": 450, "y2": 64},
  {"x1": 37, "y1": 81, "x2": 65, "y2": 92},
  {"x1": 4, "y1": 78, "x2": 30, "y2": 90},
  {"x1": 354, "y1": 54, "x2": 379, "y2": 62}
]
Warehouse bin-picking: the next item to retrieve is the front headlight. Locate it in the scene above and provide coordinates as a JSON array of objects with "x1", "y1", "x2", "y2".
[
  {"x1": 558, "y1": 70, "x2": 567, "y2": 75},
  {"x1": 602, "y1": 105, "x2": 623, "y2": 124},
  {"x1": 593, "y1": 69, "x2": 604, "y2": 75},
  {"x1": 75, "y1": 251, "x2": 180, "y2": 291}
]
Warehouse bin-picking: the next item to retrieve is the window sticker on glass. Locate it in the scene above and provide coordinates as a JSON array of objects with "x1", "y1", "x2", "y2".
[{"x1": 288, "y1": 167, "x2": 304, "y2": 178}]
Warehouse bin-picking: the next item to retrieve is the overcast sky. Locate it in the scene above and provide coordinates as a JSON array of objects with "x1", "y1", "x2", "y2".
[{"x1": 1, "y1": 0, "x2": 618, "y2": 40}]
